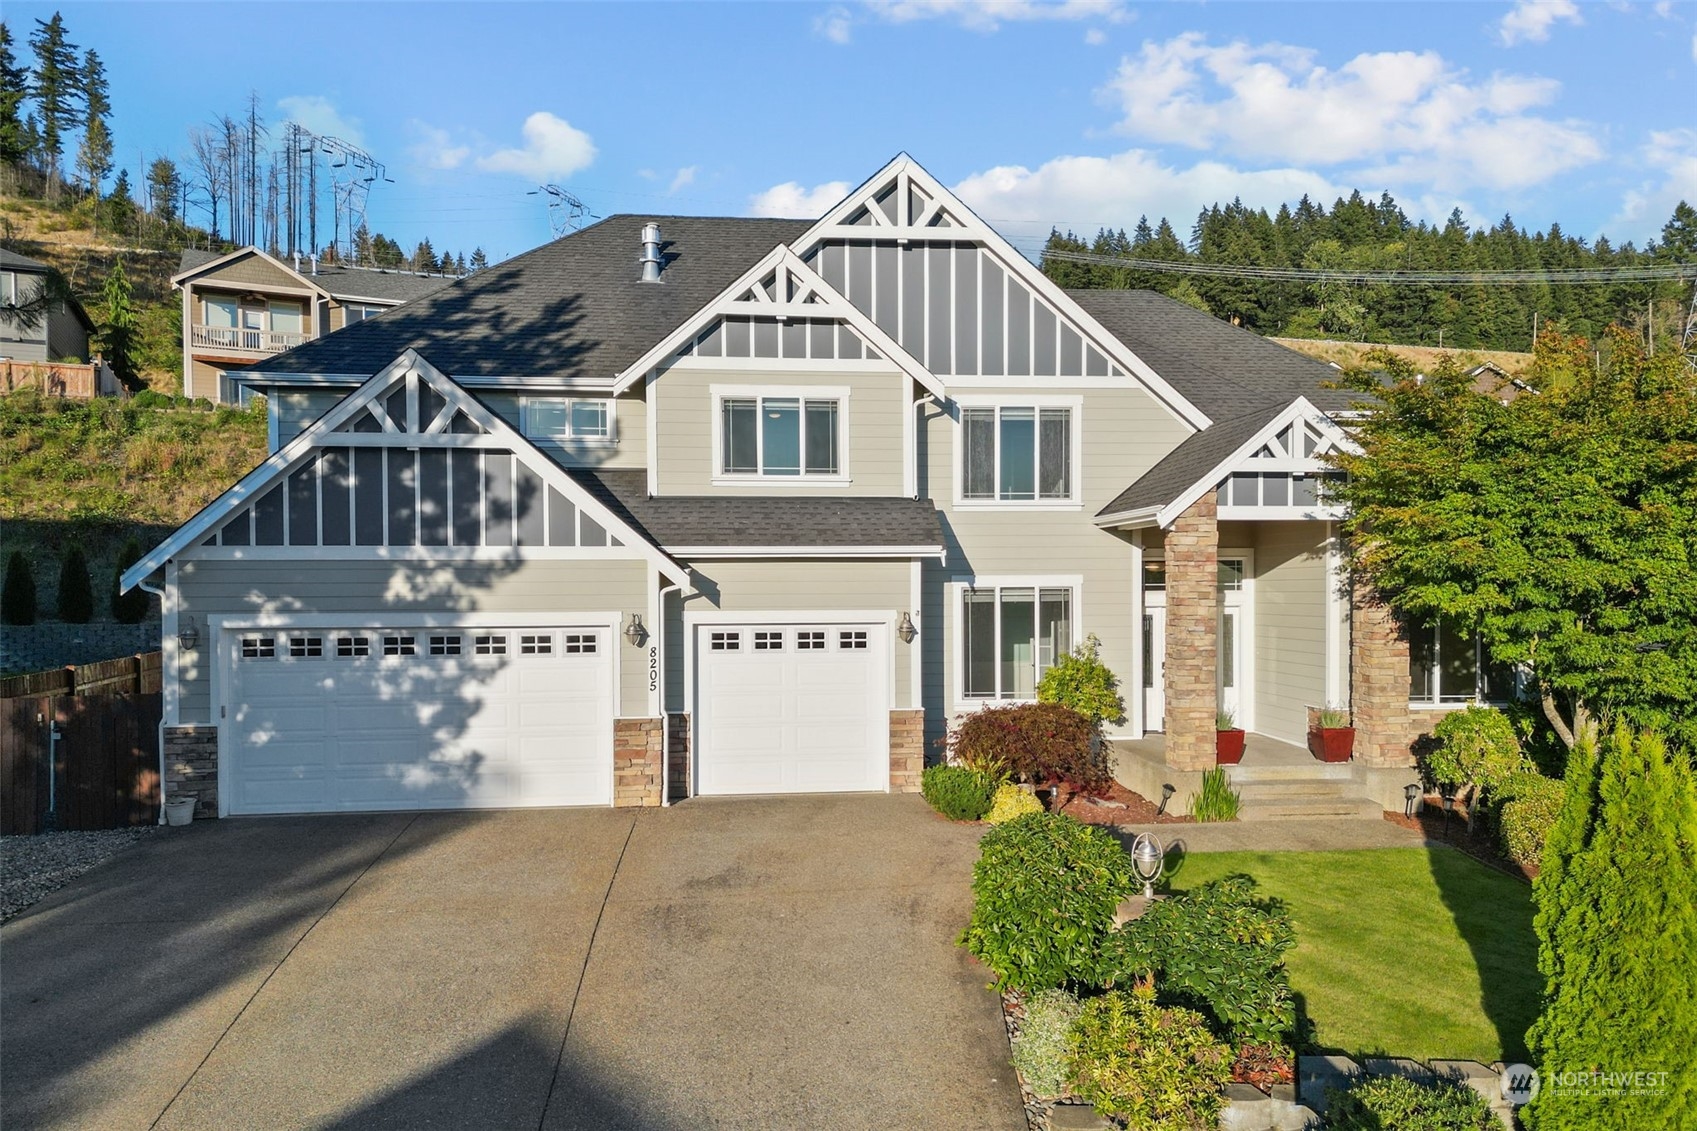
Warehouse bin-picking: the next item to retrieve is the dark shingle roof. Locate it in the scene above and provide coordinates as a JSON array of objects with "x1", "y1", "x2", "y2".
[
  {"x1": 176, "y1": 248, "x2": 452, "y2": 304},
  {"x1": 0, "y1": 248, "x2": 52, "y2": 272},
  {"x1": 177, "y1": 248, "x2": 220, "y2": 274},
  {"x1": 1096, "y1": 408, "x2": 1278, "y2": 518},
  {"x1": 241, "y1": 215, "x2": 812, "y2": 381},
  {"x1": 1069, "y1": 289, "x2": 1360, "y2": 419},
  {"x1": 569, "y1": 469, "x2": 944, "y2": 551}
]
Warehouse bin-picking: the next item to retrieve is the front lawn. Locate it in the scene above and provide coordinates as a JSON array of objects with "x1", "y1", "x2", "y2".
[{"x1": 1168, "y1": 847, "x2": 1538, "y2": 1063}]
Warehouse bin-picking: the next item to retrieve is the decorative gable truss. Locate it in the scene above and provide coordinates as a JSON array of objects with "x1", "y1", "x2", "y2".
[
  {"x1": 122, "y1": 350, "x2": 690, "y2": 591},
  {"x1": 1203, "y1": 399, "x2": 1356, "y2": 524},
  {"x1": 613, "y1": 247, "x2": 944, "y2": 398}
]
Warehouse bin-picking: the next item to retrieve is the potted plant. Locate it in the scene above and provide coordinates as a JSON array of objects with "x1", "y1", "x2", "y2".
[
  {"x1": 1308, "y1": 706, "x2": 1354, "y2": 763},
  {"x1": 1215, "y1": 710, "x2": 1246, "y2": 765}
]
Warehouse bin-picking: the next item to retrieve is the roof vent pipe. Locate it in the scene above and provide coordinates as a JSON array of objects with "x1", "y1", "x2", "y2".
[
  {"x1": 293, "y1": 252, "x2": 302, "y2": 274},
  {"x1": 309, "y1": 253, "x2": 319, "y2": 276},
  {"x1": 639, "y1": 222, "x2": 663, "y2": 283}
]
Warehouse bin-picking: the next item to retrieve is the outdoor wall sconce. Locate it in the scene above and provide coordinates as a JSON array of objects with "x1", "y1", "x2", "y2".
[
  {"x1": 623, "y1": 614, "x2": 647, "y2": 648},
  {"x1": 897, "y1": 612, "x2": 917, "y2": 644},
  {"x1": 1131, "y1": 832, "x2": 1165, "y2": 899},
  {"x1": 1404, "y1": 782, "x2": 1422, "y2": 819},
  {"x1": 176, "y1": 615, "x2": 200, "y2": 651}
]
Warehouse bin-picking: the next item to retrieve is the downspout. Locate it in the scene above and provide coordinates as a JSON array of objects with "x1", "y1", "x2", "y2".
[
  {"x1": 138, "y1": 576, "x2": 169, "y2": 825},
  {"x1": 657, "y1": 582, "x2": 684, "y2": 807},
  {"x1": 910, "y1": 392, "x2": 931, "y2": 500}
]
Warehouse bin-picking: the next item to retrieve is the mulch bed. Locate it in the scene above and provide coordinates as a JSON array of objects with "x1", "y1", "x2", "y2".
[
  {"x1": 1384, "y1": 799, "x2": 1538, "y2": 883},
  {"x1": 1054, "y1": 780, "x2": 1192, "y2": 826}
]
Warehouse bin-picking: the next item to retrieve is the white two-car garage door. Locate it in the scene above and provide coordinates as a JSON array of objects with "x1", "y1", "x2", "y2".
[
  {"x1": 694, "y1": 621, "x2": 890, "y2": 795},
  {"x1": 225, "y1": 624, "x2": 614, "y2": 814}
]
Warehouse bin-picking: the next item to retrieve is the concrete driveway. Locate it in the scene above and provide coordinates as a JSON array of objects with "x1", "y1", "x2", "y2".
[{"x1": 1, "y1": 795, "x2": 1024, "y2": 1131}]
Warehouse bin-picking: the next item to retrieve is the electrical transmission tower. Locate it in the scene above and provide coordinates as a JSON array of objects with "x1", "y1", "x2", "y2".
[
  {"x1": 528, "y1": 185, "x2": 596, "y2": 237},
  {"x1": 1683, "y1": 275, "x2": 1697, "y2": 375},
  {"x1": 315, "y1": 135, "x2": 393, "y2": 262}
]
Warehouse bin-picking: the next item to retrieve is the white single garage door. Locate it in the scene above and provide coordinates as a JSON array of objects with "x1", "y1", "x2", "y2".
[
  {"x1": 694, "y1": 621, "x2": 889, "y2": 795},
  {"x1": 225, "y1": 624, "x2": 614, "y2": 814}
]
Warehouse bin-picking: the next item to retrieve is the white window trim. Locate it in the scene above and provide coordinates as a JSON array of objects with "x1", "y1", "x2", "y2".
[
  {"x1": 952, "y1": 394, "x2": 1084, "y2": 511},
  {"x1": 947, "y1": 575, "x2": 1083, "y2": 711},
  {"x1": 709, "y1": 383, "x2": 852, "y2": 486},
  {"x1": 1138, "y1": 549, "x2": 1256, "y2": 734},
  {"x1": 520, "y1": 395, "x2": 617, "y2": 446},
  {"x1": 1406, "y1": 622, "x2": 1514, "y2": 710}
]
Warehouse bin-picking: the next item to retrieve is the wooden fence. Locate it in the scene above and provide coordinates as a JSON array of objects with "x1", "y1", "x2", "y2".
[
  {"x1": 1, "y1": 652, "x2": 163, "y2": 835},
  {"x1": 0, "y1": 358, "x2": 123, "y2": 399}
]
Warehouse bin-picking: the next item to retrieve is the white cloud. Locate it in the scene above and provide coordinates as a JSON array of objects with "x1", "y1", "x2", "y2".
[
  {"x1": 277, "y1": 95, "x2": 363, "y2": 146},
  {"x1": 1084, "y1": 27, "x2": 1107, "y2": 46},
  {"x1": 1102, "y1": 34, "x2": 1602, "y2": 193},
  {"x1": 815, "y1": 5, "x2": 854, "y2": 44},
  {"x1": 407, "y1": 122, "x2": 470, "y2": 171},
  {"x1": 748, "y1": 180, "x2": 853, "y2": 218},
  {"x1": 1610, "y1": 128, "x2": 1697, "y2": 239},
  {"x1": 476, "y1": 112, "x2": 597, "y2": 181},
  {"x1": 669, "y1": 166, "x2": 698, "y2": 193},
  {"x1": 868, "y1": 0, "x2": 1130, "y2": 31},
  {"x1": 951, "y1": 150, "x2": 1349, "y2": 244},
  {"x1": 1498, "y1": 0, "x2": 1583, "y2": 45}
]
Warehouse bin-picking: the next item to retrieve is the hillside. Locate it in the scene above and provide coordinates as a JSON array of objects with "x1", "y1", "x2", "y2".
[{"x1": 1271, "y1": 338, "x2": 1533, "y2": 376}]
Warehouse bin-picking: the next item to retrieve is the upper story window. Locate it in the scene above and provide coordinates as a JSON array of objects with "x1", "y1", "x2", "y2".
[
  {"x1": 718, "y1": 392, "x2": 842, "y2": 479},
  {"x1": 960, "y1": 403, "x2": 1074, "y2": 504},
  {"x1": 204, "y1": 296, "x2": 239, "y2": 328},
  {"x1": 268, "y1": 300, "x2": 304, "y2": 334},
  {"x1": 1409, "y1": 620, "x2": 1514, "y2": 706},
  {"x1": 522, "y1": 397, "x2": 613, "y2": 442},
  {"x1": 342, "y1": 302, "x2": 383, "y2": 323}
]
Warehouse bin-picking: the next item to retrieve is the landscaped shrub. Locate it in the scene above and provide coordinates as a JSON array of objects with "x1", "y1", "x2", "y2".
[
  {"x1": 941, "y1": 702, "x2": 1108, "y2": 790},
  {"x1": 1101, "y1": 875, "x2": 1297, "y2": 1045},
  {"x1": 960, "y1": 813, "x2": 1134, "y2": 991},
  {"x1": 1037, "y1": 633, "x2": 1125, "y2": 725},
  {"x1": 1423, "y1": 705, "x2": 1526, "y2": 810},
  {"x1": 921, "y1": 764, "x2": 997, "y2": 821},
  {"x1": 984, "y1": 782, "x2": 1044, "y2": 825},
  {"x1": 1, "y1": 551, "x2": 36, "y2": 626},
  {"x1": 56, "y1": 545, "x2": 94, "y2": 623},
  {"x1": 1066, "y1": 987, "x2": 1232, "y2": 1127},
  {"x1": 1190, "y1": 766, "x2": 1240, "y2": 822},
  {"x1": 1495, "y1": 771, "x2": 1563, "y2": 866},
  {"x1": 109, "y1": 537, "x2": 150, "y2": 623},
  {"x1": 1324, "y1": 1075, "x2": 1496, "y2": 1131},
  {"x1": 1010, "y1": 988, "x2": 1081, "y2": 1100}
]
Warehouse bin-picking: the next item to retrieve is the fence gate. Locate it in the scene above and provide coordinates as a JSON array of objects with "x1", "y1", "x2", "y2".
[{"x1": 0, "y1": 693, "x2": 162, "y2": 835}]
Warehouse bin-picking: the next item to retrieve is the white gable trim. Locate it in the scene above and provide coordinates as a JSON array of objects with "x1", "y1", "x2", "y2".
[
  {"x1": 1143, "y1": 398, "x2": 1356, "y2": 530},
  {"x1": 790, "y1": 154, "x2": 1212, "y2": 432},
  {"x1": 170, "y1": 246, "x2": 333, "y2": 300},
  {"x1": 122, "y1": 349, "x2": 690, "y2": 591},
  {"x1": 610, "y1": 245, "x2": 945, "y2": 399}
]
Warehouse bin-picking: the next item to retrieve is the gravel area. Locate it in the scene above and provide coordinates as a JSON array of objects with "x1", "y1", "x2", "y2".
[{"x1": 1, "y1": 827, "x2": 159, "y2": 924}]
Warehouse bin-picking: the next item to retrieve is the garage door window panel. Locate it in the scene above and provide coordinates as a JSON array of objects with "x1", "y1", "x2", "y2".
[
  {"x1": 337, "y1": 635, "x2": 370, "y2": 658},
  {"x1": 383, "y1": 635, "x2": 416, "y2": 656},
  {"x1": 289, "y1": 636, "x2": 324, "y2": 659}
]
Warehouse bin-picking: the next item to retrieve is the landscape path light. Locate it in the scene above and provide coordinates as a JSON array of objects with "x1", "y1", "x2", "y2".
[{"x1": 1130, "y1": 832, "x2": 1164, "y2": 900}]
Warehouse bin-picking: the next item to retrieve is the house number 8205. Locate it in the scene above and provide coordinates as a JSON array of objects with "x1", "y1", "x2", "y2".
[{"x1": 648, "y1": 646, "x2": 659, "y2": 692}]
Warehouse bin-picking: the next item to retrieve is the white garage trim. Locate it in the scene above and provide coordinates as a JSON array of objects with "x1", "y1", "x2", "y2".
[
  {"x1": 685, "y1": 609, "x2": 896, "y2": 797},
  {"x1": 210, "y1": 611, "x2": 622, "y2": 817}
]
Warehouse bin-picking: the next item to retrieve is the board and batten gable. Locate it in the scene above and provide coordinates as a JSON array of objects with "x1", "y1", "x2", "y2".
[
  {"x1": 172, "y1": 558, "x2": 655, "y2": 720},
  {"x1": 650, "y1": 365, "x2": 910, "y2": 496}
]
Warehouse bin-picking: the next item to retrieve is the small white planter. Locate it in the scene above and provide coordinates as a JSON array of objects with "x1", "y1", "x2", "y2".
[{"x1": 163, "y1": 797, "x2": 197, "y2": 827}]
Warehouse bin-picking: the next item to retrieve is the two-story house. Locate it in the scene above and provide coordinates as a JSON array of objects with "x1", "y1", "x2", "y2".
[
  {"x1": 173, "y1": 247, "x2": 456, "y2": 403},
  {"x1": 125, "y1": 155, "x2": 1447, "y2": 820},
  {"x1": 1, "y1": 248, "x2": 96, "y2": 364}
]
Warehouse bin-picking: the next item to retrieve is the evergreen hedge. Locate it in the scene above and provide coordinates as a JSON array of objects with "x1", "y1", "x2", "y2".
[
  {"x1": 109, "y1": 537, "x2": 150, "y2": 623},
  {"x1": 56, "y1": 545, "x2": 94, "y2": 623},
  {"x1": 1, "y1": 551, "x2": 36, "y2": 626}
]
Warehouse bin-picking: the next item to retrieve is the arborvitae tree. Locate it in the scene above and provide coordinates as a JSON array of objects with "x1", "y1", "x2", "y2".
[
  {"x1": 109, "y1": 537, "x2": 149, "y2": 623},
  {"x1": 1, "y1": 550, "x2": 36, "y2": 626},
  {"x1": 73, "y1": 46, "x2": 109, "y2": 192},
  {"x1": 1524, "y1": 727, "x2": 1697, "y2": 1130},
  {"x1": 27, "y1": 12, "x2": 80, "y2": 197},
  {"x1": 56, "y1": 544, "x2": 94, "y2": 623},
  {"x1": 98, "y1": 257, "x2": 134, "y2": 381},
  {"x1": 0, "y1": 22, "x2": 29, "y2": 167},
  {"x1": 146, "y1": 156, "x2": 180, "y2": 223}
]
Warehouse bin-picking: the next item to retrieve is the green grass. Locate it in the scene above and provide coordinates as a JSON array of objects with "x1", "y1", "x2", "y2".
[{"x1": 1168, "y1": 847, "x2": 1538, "y2": 1063}]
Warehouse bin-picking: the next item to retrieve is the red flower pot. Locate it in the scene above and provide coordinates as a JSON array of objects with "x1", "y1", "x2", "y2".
[
  {"x1": 1216, "y1": 729, "x2": 1246, "y2": 764},
  {"x1": 1308, "y1": 725, "x2": 1355, "y2": 762}
]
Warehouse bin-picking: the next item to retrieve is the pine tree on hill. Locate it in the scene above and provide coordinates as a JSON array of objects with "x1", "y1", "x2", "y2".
[
  {"x1": 27, "y1": 12, "x2": 80, "y2": 198},
  {"x1": 0, "y1": 23, "x2": 29, "y2": 167}
]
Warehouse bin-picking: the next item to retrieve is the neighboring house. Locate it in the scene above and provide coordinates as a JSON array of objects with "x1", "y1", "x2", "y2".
[
  {"x1": 172, "y1": 247, "x2": 455, "y2": 403},
  {"x1": 125, "y1": 155, "x2": 1455, "y2": 820},
  {"x1": 1465, "y1": 360, "x2": 1534, "y2": 403},
  {"x1": 1, "y1": 248, "x2": 96, "y2": 364}
]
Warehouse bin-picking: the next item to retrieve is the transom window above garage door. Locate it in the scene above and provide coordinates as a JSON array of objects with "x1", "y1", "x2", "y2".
[
  {"x1": 242, "y1": 628, "x2": 603, "y2": 662},
  {"x1": 707, "y1": 627, "x2": 871, "y2": 653}
]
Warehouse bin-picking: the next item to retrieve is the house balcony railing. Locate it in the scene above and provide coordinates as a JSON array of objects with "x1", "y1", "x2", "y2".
[{"x1": 190, "y1": 325, "x2": 310, "y2": 353}]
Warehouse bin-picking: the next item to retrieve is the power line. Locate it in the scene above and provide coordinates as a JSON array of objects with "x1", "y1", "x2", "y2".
[{"x1": 1038, "y1": 248, "x2": 1695, "y2": 285}]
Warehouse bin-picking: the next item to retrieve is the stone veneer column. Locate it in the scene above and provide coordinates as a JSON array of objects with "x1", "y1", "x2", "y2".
[
  {"x1": 1350, "y1": 578, "x2": 1418, "y2": 767},
  {"x1": 164, "y1": 724, "x2": 219, "y2": 818},
  {"x1": 665, "y1": 712, "x2": 690, "y2": 803},
  {"x1": 1163, "y1": 495, "x2": 1219, "y2": 772},
  {"x1": 613, "y1": 718, "x2": 664, "y2": 807},
  {"x1": 888, "y1": 709, "x2": 925, "y2": 793}
]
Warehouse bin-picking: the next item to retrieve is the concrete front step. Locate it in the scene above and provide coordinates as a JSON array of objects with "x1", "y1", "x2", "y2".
[
  {"x1": 1225, "y1": 762, "x2": 1358, "y2": 783},
  {"x1": 1238, "y1": 797, "x2": 1386, "y2": 821},
  {"x1": 1235, "y1": 780, "x2": 1366, "y2": 801}
]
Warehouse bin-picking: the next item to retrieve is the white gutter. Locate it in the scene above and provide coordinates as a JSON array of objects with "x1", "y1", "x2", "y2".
[{"x1": 137, "y1": 576, "x2": 169, "y2": 826}]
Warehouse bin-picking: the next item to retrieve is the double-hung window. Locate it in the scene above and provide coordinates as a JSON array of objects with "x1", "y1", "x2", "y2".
[
  {"x1": 719, "y1": 393, "x2": 841, "y2": 478},
  {"x1": 962, "y1": 585, "x2": 1073, "y2": 701},
  {"x1": 1409, "y1": 620, "x2": 1514, "y2": 705},
  {"x1": 961, "y1": 404, "x2": 1073, "y2": 503},
  {"x1": 522, "y1": 397, "x2": 613, "y2": 442}
]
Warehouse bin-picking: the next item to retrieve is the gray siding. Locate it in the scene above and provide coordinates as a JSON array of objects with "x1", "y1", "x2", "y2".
[
  {"x1": 653, "y1": 368, "x2": 906, "y2": 496},
  {"x1": 668, "y1": 558, "x2": 913, "y2": 710},
  {"x1": 1248, "y1": 520, "x2": 1330, "y2": 745},
  {"x1": 924, "y1": 384, "x2": 1192, "y2": 740},
  {"x1": 476, "y1": 390, "x2": 647, "y2": 470},
  {"x1": 174, "y1": 558, "x2": 654, "y2": 720},
  {"x1": 275, "y1": 389, "x2": 346, "y2": 445}
]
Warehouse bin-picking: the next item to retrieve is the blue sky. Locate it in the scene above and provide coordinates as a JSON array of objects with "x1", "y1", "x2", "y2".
[{"x1": 10, "y1": 1, "x2": 1695, "y2": 263}]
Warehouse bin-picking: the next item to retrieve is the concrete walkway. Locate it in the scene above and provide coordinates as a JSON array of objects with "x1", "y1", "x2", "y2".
[
  {"x1": 1111, "y1": 817, "x2": 1437, "y2": 854},
  {"x1": 1, "y1": 796, "x2": 1024, "y2": 1131}
]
